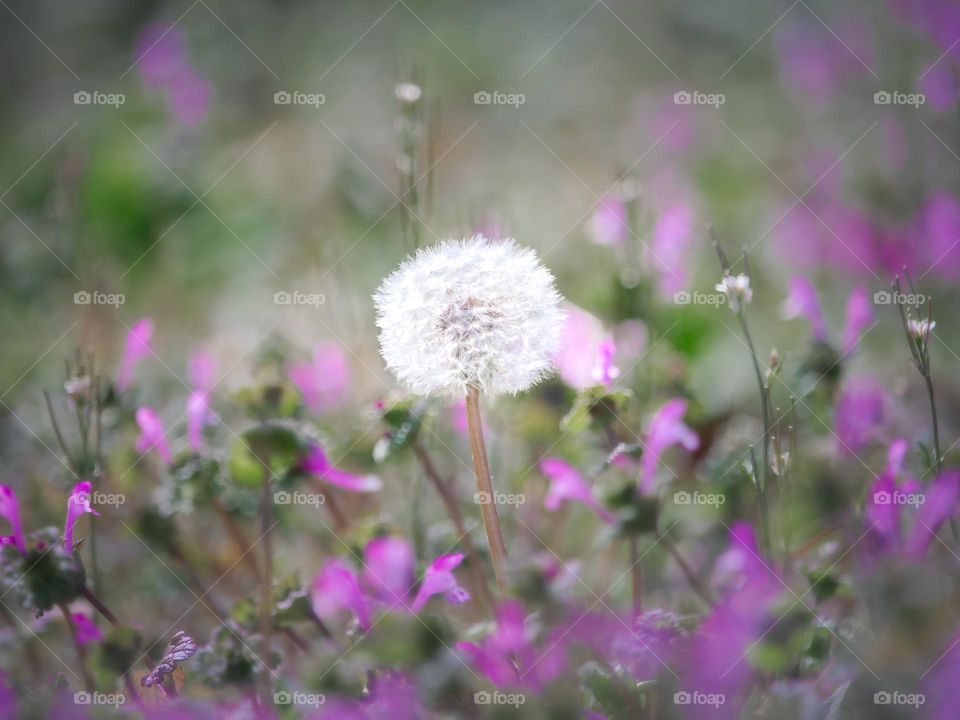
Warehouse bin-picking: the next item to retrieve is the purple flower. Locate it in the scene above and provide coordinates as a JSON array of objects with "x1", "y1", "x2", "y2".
[
  {"x1": 842, "y1": 284, "x2": 873, "y2": 353},
  {"x1": 903, "y1": 471, "x2": 960, "y2": 558},
  {"x1": 588, "y1": 194, "x2": 627, "y2": 246},
  {"x1": 363, "y1": 535, "x2": 415, "y2": 604},
  {"x1": 775, "y1": 20, "x2": 874, "y2": 105},
  {"x1": 312, "y1": 558, "x2": 371, "y2": 631},
  {"x1": 410, "y1": 553, "x2": 470, "y2": 612},
  {"x1": 649, "y1": 202, "x2": 695, "y2": 298},
  {"x1": 834, "y1": 379, "x2": 884, "y2": 455},
  {"x1": 539, "y1": 458, "x2": 614, "y2": 522},
  {"x1": 923, "y1": 627, "x2": 960, "y2": 720},
  {"x1": 135, "y1": 406, "x2": 173, "y2": 466},
  {"x1": 781, "y1": 277, "x2": 827, "y2": 342},
  {"x1": 459, "y1": 601, "x2": 568, "y2": 690},
  {"x1": 188, "y1": 350, "x2": 215, "y2": 391},
  {"x1": 302, "y1": 444, "x2": 382, "y2": 493},
  {"x1": 554, "y1": 304, "x2": 608, "y2": 390},
  {"x1": 72, "y1": 612, "x2": 103, "y2": 645},
  {"x1": 640, "y1": 398, "x2": 699, "y2": 494},
  {"x1": 916, "y1": 189, "x2": 960, "y2": 280},
  {"x1": 116, "y1": 318, "x2": 154, "y2": 391},
  {"x1": 0, "y1": 485, "x2": 26, "y2": 555},
  {"x1": 135, "y1": 23, "x2": 209, "y2": 128},
  {"x1": 590, "y1": 338, "x2": 620, "y2": 388},
  {"x1": 186, "y1": 350, "x2": 216, "y2": 453},
  {"x1": 64, "y1": 481, "x2": 100, "y2": 550},
  {"x1": 865, "y1": 439, "x2": 913, "y2": 551},
  {"x1": 289, "y1": 341, "x2": 351, "y2": 414}
]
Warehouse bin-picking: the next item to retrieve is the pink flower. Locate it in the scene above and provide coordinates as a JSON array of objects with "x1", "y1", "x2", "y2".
[
  {"x1": 64, "y1": 481, "x2": 100, "y2": 550},
  {"x1": 135, "y1": 406, "x2": 172, "y2": 465},
  {"x1": 188, "y1": 350, "x2": 216, "y2": 391},
  {"x1": 410, "y1": 553, "x2": 470, "y2": 612},
  {"x1": 312, "y1": 558, "x2": 371, "y2": 631},
  {"x1": 781, "y1": 277, "x2": 827, "y2": 342},
  {"x1": 916, "y1": 189, "x2": 960, "y2": 280},
  {"x1": 587, "y1": 194, "x2": 627, "y2": 246},
  {"x1": 363, "y1": 536, "x2": 415, "y2": 604},
  {"x1": 640, "y1": 399, "x2": 700, "y2": 494},
  {"x1": 72, "y1": 613, "x2": 103, "y2": 645},
  {"x1": 116, "y1": 318, "x2": 154, "y2": 391},
  {"x1": 649, "y1": 202, "x2": 694, "y2": 298},
  {"x1": 590, "y1": 338, "x2": 620, "y2": 388},
  {"x1": 903, "y1": 471, "x2": 960, "y2": 559},
  {"x1": 135, "y1": 23, "x2": 209, "y2": 128},
  {"x1": 834, "y1": 379, "x2": 884, "y2": 455},
  {"x1": 302, "y1": 444, "x2": 381, "y2": 493},
  {"x1": 539, "y1": 458, "x2": 614, "y2": 522},
  {"x1": 842, "y1": 285, "x2": 873, "y2": 353},
  {"x1": 0, "y1": 485, "x2": 26, "y2": 555},
  {"x1": 289, "y1": 341, "x2": 351, "y2": 413},
  {"x1": 554, "y1": 304, "x2": 608, "y2": 390},
  {"x1": 186, "y1": 350, "x2": 216, "y2": 453}
]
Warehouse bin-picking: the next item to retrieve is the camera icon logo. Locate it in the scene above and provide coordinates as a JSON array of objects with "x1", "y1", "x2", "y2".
[
  {"x1": 673, "y1": 290, "x2": 691, "y2": 305},
  {"x1": 74, "y1": 91, "x2": 91, "y2": 105},
  {"x1": 74, "y1": 691, "x2": 92, "y2": 705},
  {"x1": 673, "y1": 90, "x2": 692, "y2": 105},
  {"x1": 874, "y1": 691, "x2": 892, "y2": 704},
  {"x1": 873, "y1": 290, "x2": 892, "y2": 305},
  {"x1": 673, "y1": 491, "x2": 692, "y2": 505},
  {"x1": 274, "y1": 690, "x2": 293, "y2": 704},
  {"x1": 474, "y1": 91, "x2": 491, "y2": 105},
  {"x1": 273, "y1": 291, "x2": 292, "y2": 305},
  {"x1": 74, "y1": 290, "x2": 92, "y2": 305},
  {"x1": 274, "y1": 491, "x2": 292, "y2": 505},
  {"x1": 474, "y1": 492, "x2": 491, "y2": 505},
  {"x1": 474, "y1": 691, "x2": 492, "y2": 704},
  {"x1": 874, "y1": 91, "x2": 892, "y2": 105},
  {"x1": 274, "y1": 91, "x2": 291, "y2": 105},
  {"x1": 674, "y1": 691, "x2": 692, "y2": 704},
  {"x1": 873, "y1": 490, "x2": 892, "y2": 505}
]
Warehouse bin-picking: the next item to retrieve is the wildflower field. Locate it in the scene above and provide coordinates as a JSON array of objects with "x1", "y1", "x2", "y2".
[{"x1": 2, "y1": 1, "x2": 960, "y2": 718}]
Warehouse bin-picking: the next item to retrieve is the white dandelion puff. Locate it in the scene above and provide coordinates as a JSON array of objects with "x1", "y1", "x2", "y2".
[{"x1": 374, "y1": 236, "x2": 565, "y2": 397}]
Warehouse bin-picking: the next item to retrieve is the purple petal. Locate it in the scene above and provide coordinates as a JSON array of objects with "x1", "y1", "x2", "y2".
[
  {"x1": 842, "y1": 284, "x2": 873, "y2": 353},
  {"x1": 641, "y1": 398, "x2": 699, "y2": 494},
  {"x1": 539, "y1": 458, "x2": 614, "y2": 523},
  {"x1": 834, "y1": 379, "x2": 884, "y2": 455},
  {"x1": 905, "y1": 471, "x2": 960, "y2": 558},
  {"x1": 185, "y1": 391, "x2": 210, "y2": 453},
  {"x1": 554, "y1": 304, "x2": 608, "y2": 390},
  {"x1": 649, "y1": 202, "x2": 695, "y2": 298},
  {"x1": 303, "y1": 444, "x2": 381, "y2": 493},
  {"x1": 135, "y1": 406, "x2": 172, "y2": 465},
  {"x1": 782, "y1": 277, "x2": 827, "y2": 342},
  {"x1": 72, "y1": 613, "x2": 103, "y2": 645},
  {"x1": 289, "y1": 341, "x2": 351, "y2": 414},
  {"x1": 117, "y1": 318, "x2": 154, "y2": 391},
  {"x1": 363, "y1": 536, "x2": 414, "y2": 604},
  {"x1": 590, "y1": 338, "x2": 620, "y2": 388},
  {"x1": 64, "y1": 481, "x2": 100, "y2": 550},
  {"x1": 411, "y1": 553, "x2": 469, "y2": 612},
  {"x1": 188, "y1": 350, "x2": 216, "y2": 391},
  {"x1": 312, "y1": 558, "x2": 371, "y2": 631},
  {"x1": 588, "y1": 194, "x2": 627, "y2": 247},
  {"x1": 0, "y1": 485, "x2": 26, "y2": 555}
]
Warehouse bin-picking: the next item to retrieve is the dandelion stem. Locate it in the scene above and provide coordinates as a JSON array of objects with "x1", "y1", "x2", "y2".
[
  {"x1": 413, "y1": 438, "x2": 495, "y2": 614},
  {"x1": 464, "y1": 386, "x2": 509, "y2": 595},
  {"x1": 59, "y1": 602, "x2": 94, "y2": 692}
]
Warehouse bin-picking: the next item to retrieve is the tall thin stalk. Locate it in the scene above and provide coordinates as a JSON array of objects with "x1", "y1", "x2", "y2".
[{"x1": 464, "y1": 386, "x2": 508, "y2": 595}]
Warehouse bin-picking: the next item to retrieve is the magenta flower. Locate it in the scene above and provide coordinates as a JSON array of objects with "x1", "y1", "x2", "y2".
[
  {"x1": 916, "y1": 189, "x2": 960, "y2": 280},
  {"x1": 923, "y1": 626, "x2": 960, "y2": 720},
  {"x1": 0, "y1": 485, "x2": 26, "y2": 555},
  {"x1": 459, "y1": 601, "x2": 568, "y2": 690},
  {"x1": 539, "y1": 458, "x2": 614, "y2": 522},
  {"x1": 186, "y1": 349, "x2": 216, "y2": 453},
  {"x1": 842, "y1": 284, "x2": 873, "y2": 353},
  {"x1": 312, "y1": 558, "x2": 372, "y2": 631},
  {"x1": 302, "y1": 444, "x2": 382, "y2": 493},
  {"x1": 865, "y1": 439, "x2": 914, "y2": 551},
  {"x1": 410, "y1": 553, "x2": 470, "y2": 612},
  {"x1": 554, "y1": 304, "x2": 608, "y2": 390},
  {"x1": 781, "y1": 277, "x2": 827, "y2": 342},
  {"x1": 363, "y1": 536, "x2": 415, "y2": 604},
  {"x1": 188, "y1": 350, "x2": 215, "y2": 391},
  {"x1": 289, "y1": 341, "x2": 351, "y2": 414},
  {"x1": 590, "y1": 338, "x2": 620, "y2": 388},
  {"x1": 640, "y1": 398, "x2": 699, "y2": 494},
  {"x1": 135, "y1": 406, "x2": 172, "y2": 465},
  {"x1": 834, "y1": 379, "x2": 884, "y2": 455},
  {"x1": 72, "y1": 612, "x2": 103, "y2": 645},
  {"x1": 135, "y1": 23, "x2": 209, "y2": 129},
  {"x1": 64, "y1": 481, "x2": 100, "y2": 550},
  {"x1": 903, "y1": 471, "x2": 960, "y2": 558},
  {"x1": 116, "y1": 318, "x2": 154, "y2": 391},
  {"x1": 649, "y1": 202, "x2": 695, "y2": 298},
  {"x1": 587, "y1": 194, "x2": 627, "y2": 246}
]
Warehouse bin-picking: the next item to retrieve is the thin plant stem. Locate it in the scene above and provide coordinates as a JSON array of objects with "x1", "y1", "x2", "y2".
[
  {"x1": 659, "y1": 534, "x2": 713, "y2": 607},
  {"x1": 464, "y1": 386, "x2": 508, "y2": 595},
  {"x1": 628, "y1": 536, "x2": 642, "y2": 618},
  {"x1": 923, "y1": 372, "x2": 942, "y2": 474},
  {"x1": 59, "y1": 602, "x2": 95, "y2": 692},
  {"x1": 81, "y1": 585, "x2": 119, "y2": 625},
  {"x1": 413, "y1": 438, "x2": 495, "y2": 614},
  {"x1": 211, "y1": 497, "x2": 263, "y2": 583},
  {"x1": 43, "y1": 391, "x2": 75, "y2": 473},
  {"x1": 258, "y1": 477, "x2": 274, "y2": 706}
]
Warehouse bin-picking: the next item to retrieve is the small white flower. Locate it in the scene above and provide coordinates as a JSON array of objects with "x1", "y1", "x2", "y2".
[
  {"x1": 907, "y1": 318, "x2": 935, "y2": 339},
  {"x1": 394, "y1": 82, "x2": 422, "y2": 103},
  {"x1": 715, "y1": 273, "x2": 753, "y2": 311},
  {"x1": 374, "y1": 236, "x2": 564, "y2": 397}
]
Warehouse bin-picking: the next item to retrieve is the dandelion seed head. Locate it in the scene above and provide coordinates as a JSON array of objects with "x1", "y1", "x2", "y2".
[{"x1": 374, "y1": 236, "x2": 564, "y2": 397}]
